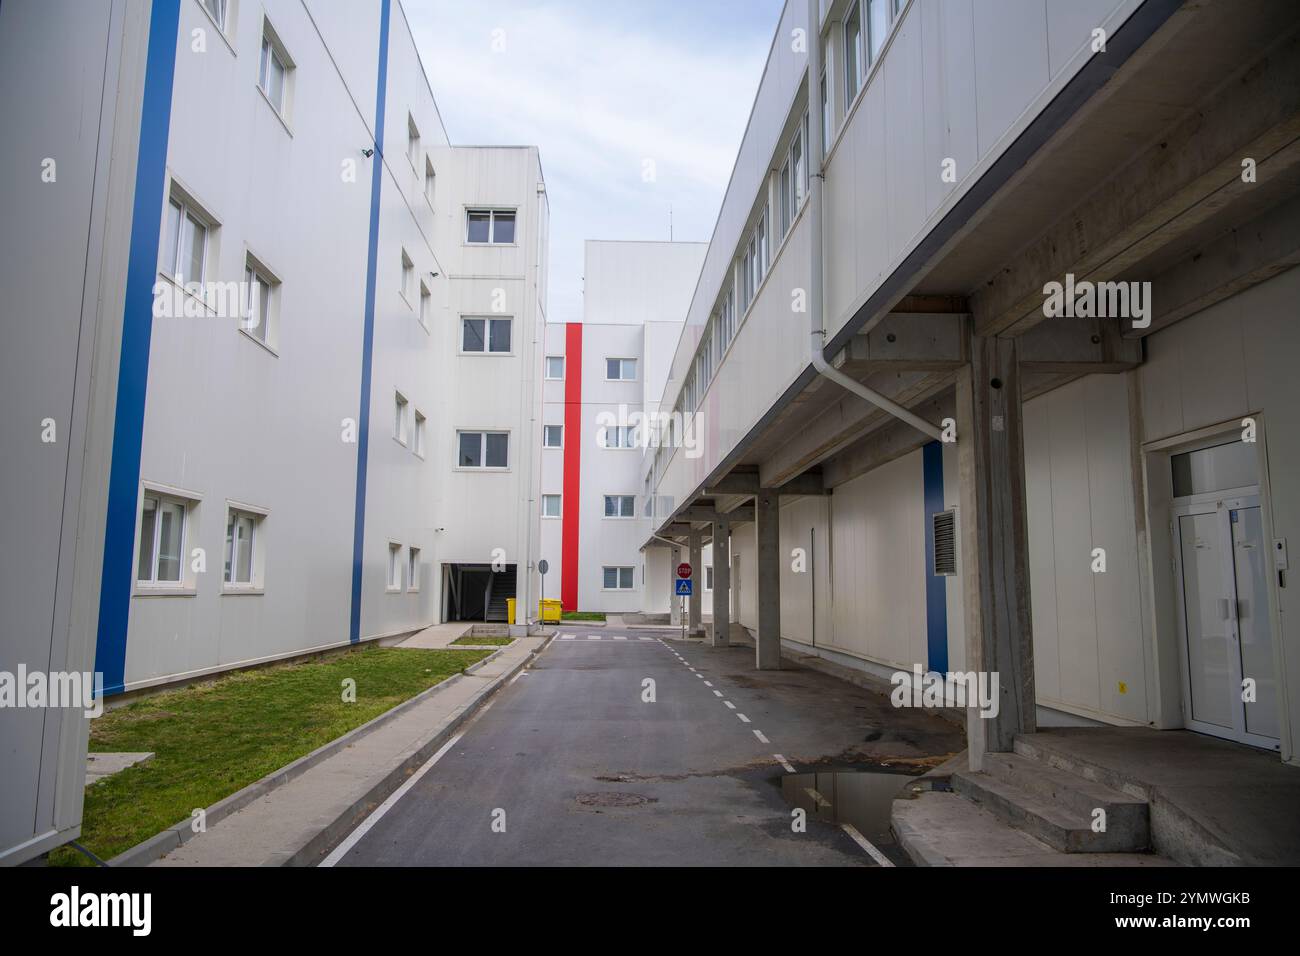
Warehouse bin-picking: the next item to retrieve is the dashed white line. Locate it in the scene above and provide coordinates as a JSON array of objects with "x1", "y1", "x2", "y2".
[
  {"x1": 840, "y1": 823, "x2": 894, "y2": 867},
  {"x1": 560, "y1": 635, "x2": 574, "y2": 641},
  {"x1": 752, "y1": 729, "x2": 770, "y2": 744},
  {"x1": 712, "y1": 690, "x2": 724, "y2": 698},
  {"x1": 723, "y1": 700, "x2": 736, "y2": 709},
  {"x1": 702, "y1": 681, "x2": 713, "y2": 687},
  {"x1": 587, "y1": 635, "x2": 601, "y2": 641},
  {"x1": 613, "y1": 636, "x2": 627, "y2": 641},
  {"x1": 737, "y1": 713, "x2": 751, "y2": 723},
  {"x1": 773, "y1": 754, "x2": 796, "y2": 774}
]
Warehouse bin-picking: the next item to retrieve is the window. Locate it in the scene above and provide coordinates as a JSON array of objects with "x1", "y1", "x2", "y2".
[
  {"x1": 545, "y1": 356, "x2": 565, "y2": 379},
  {"x1": 413, "y1": 409, "x2": 427, "y2": 457},
  {"x1": 224, "y1": 509, "x2": 260, "y2": 587},
  {"x1": 603, "y1": 425, "x2": 636, "y2": 449},
  {"x1": 394, "y1": 392, "x2": 409, "y2": 445},
  {"x1": 542, "y1": 494, "x2": 561, "y2": 518},
  {"x1": 462, "y1": 316, "x2": 512, "y2": 353},
  {"x1": 543, "y1": 424, "x2": 563, "y2": 448},
  {"x1": 603, "y1": 566, "x2": 635, "y2": 590},
  {"x1": 466, "y1": 209, "x2": 516, "y2": 244},
  {"x1": 419, "y1": 281, "x2": 431, "y2": 329},
  {"x1": 705, "y1": 566, "x2": 715, "y2": 591},
  {"x1": 161, "y1": 196, "x2": 208, "y2": 287},
  {"x1": 242, "y1": 259, "x2": 277, "y2": 345},
  {"x1": 740, "y1": 208, "x2": 769, "y2": 314},
  {"x1": 606, "y1": 357, "x2": 637, "y2": 381},
  {"x1": 407, "y1": 113, "x2": 420, "y2": 168},
  {"x1": 778, "y1": 119, "x2": 808, "y2": 239},
  {"x1": 424, "y1": 157, "x2": 436, "y2": 206},
  {"x1": 868, "y1": 0, "x2": 891, "y2": 64},
  {"x1": 400, "y1": 249, "x2": 414, "y2": 301},
  {"x1": 388, "y1": 543, "x2": 402, "y2": 591},
  {"x1": 408, "y1": 546, "x2": 421, "y2": 591},
  {"x1": 202, "y1": 0, "x2": 227, "y2": 30},
  {"x1": 603, "y1": 495, "x2": 635, "y2": 518},
  {"x1": 136, "y1": 492, "x2": 188, "y2": 586},
  {"x1": 258, "y1": 26, "x2": 290, "y2": 116},
  {"x1": 458, "y1": 431, "x2": 508, "y2": 468},
  {"x1": 845, "y1": 1, "x2": 863, "y2": 104},
  {"x1": 820, "y1": 43, "x2": 832, "y2": 155}
]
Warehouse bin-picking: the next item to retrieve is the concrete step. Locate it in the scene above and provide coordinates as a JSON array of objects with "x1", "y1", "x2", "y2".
[
  {"x1": 982, "y1": 751, "x2": 1149, "y2": 838},
  {"x1": 952, "y1": 766, "x2": 1148, "y2": 853}
]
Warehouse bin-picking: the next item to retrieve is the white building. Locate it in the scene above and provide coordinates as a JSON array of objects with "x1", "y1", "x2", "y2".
[
  {"x1": 645, "y1": 0, "x2": 1300, "y2": 785},
  {"x1": 1, "y1": 0, "x2": 546, "y2": 861},
  {"x1": 539, "y1": 240, "x2": 705, "y2": 614}
]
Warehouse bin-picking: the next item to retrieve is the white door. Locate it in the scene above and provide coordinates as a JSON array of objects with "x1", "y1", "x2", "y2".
[{"x1": 1173, "y1": 493, "x2": 1280, "y2": 749}]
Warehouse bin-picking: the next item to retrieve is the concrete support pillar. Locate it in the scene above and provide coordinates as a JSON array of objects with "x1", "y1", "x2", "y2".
[
  {"x1": 755, "y1": 490, "x2": 782, "y2": 669},
  {"x1": 710, "y1": 518, "x2": 731, "y2": 647},
  {"x1": 669, "y1": 545, "x2": 682, "y2": 626},
  {"x1": 956, "y1": 330, "x2": 1036, "y2": 771},
  {"x1": 688, "y1": 530, "x2": 703, "y2": 635}
]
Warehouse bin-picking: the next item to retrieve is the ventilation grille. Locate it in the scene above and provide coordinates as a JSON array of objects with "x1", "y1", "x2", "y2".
[{"x1": 932, "y1": 509, "x2": 957, "y2": 576}]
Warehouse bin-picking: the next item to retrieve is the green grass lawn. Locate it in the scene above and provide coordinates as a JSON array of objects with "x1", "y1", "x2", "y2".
[
  {"x1": 49, "y1": 645, "x2": 490, "y2": 866},
  {"x1": 450, "y1": 635, "x2": 514, "y2": 646},
  {"x1": 560, "y1": 611, "x2": 606, "y2": 622}
]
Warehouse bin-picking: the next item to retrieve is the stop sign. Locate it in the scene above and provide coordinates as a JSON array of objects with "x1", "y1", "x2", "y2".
[{"x1": 676, "y1": 562, "x2": 692, "y2": 579}]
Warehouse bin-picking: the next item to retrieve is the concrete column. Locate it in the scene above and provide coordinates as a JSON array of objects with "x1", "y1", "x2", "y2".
[
  {"x1": 688, "y1": 529, "x2": 703, "y2": 635},
  {"x1": 956, "y1": 330, "x2": 1036, "y2": 771},
  {"x1": 710, "y1": 518, "x2": 731, "y2": 647},
  {"x1": 669, "y1": 545, "x2": 682, "y2": 626},
  {"x1": 755, "y1": 490, "x2": 781, "y2": 669}
]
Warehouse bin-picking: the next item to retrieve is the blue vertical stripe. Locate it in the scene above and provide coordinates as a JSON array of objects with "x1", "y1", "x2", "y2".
[
  {"x1": 93, "y1": 0, "x2": 181, "y2": 696},
  {"x1": 348, "y1": 0, "x2": 392, "y2": 643},
  {"x1": 922, "y1": 440, "x2": 949, "y2": 674}
]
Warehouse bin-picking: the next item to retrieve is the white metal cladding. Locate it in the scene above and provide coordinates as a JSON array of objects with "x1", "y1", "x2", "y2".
[{"x1": 651, "y1": 0, "x2": 1142, "y2": 520}]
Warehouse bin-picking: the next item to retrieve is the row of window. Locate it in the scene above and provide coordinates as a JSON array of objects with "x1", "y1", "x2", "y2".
[
  {"x1": 539, "y1": 424, "x2": 640, "y2": 450},
  {"x1": 387, "y1": 542, "x2": 422, "y2": 592},
  {"x1": 136, "y1": 489, "x2": 265, "y2": 591},
  {"x1": 539, "y1": 494, "x2": 637, "y2": 519},
  {"x1": 541, "y1": 356, "x2": 639, "y2": 381},
  {"x1": 393, "y1": 393, "x2": 428, "y2": 457}
]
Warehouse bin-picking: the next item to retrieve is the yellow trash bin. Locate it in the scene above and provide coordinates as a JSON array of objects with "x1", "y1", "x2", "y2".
[
  {"x1": 539, "y1": 599, "x2": 562, "y2": 623},
  {"x1": 506, "y1": 597, "x2": 517, "y2": 625}
]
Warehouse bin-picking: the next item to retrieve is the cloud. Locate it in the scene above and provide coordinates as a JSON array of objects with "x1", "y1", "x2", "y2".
[{"x1": 403, "y1": 0, "x2": 782, "y2": 322}]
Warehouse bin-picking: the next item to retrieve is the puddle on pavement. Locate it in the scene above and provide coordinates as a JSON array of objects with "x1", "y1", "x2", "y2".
[{"x1": 780, "y1": 770, "x2": 915, "y2": 849}]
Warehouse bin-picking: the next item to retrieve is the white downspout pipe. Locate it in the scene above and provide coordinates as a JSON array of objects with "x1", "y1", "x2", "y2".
[{"x1": 805, "y1": 0, "x2": 942, "y2": 443}]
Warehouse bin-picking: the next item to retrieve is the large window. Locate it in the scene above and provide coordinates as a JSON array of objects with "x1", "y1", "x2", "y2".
[
  {"x1": 602, "y1": 566, "x2": 634, "y2": 590},
  {"x1": 160, "y1": 196, "x2": 208, "y2": 287},
  {"x1": 258, "y1": 24, "x2": 292, "y2": 117},
  {"x1": 462, "y1": 316, "x2": 512, "y2": 353},
  {"x1": 223, "y1": 509, "x2": 260, "y2": 588},
  {"x1": 606, "y1": 357, "x2": 637, "y2": 381},
  {"x1": 844, "y1": 1, "x2": 863, "y2": 104},
  {"x1": 466, "y1": 209, "x2": 516, "y2": 244},
  {"x1": 603, "y1": 425, "x2": 636, "y2": 449},
  {"x1": 603, "y1": 495, "x2": 635, "y2": 518},
  {"x1": 541, "y1": 494, "x2": 561, "y2": 518},
  {"x1": 136, "y1": 492, "x2": 188, "y2": 586},
  {"x1": 458, "y1": 430, "x2": 508, "y2": 468},
  {"x1": 543, "y1": 424, "x2": 563, "y2": 448}
]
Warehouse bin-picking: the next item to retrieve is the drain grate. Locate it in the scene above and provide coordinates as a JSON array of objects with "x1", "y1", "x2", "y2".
[{"x1": 575, "y1": 791, "x2": 652, "y2": 808}]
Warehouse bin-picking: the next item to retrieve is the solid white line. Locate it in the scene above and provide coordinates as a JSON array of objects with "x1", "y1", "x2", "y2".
[
  {"x1": 737, "y1": 713, "x2": 750, "y2": 723},
  {"x1": 752, "y1": 729, "x2": 770, "y2": 744},
  {"x1": 320, "y1": 730, "x2": 466, "y2": 866},
  {"x1": 841, "y1": 823, "x2": 894, "y2": 867},
  {"x1": 723, "y1": 700, "x2": 736, "y2": 709},
  {"x1": 773, "y1": 754, "x2": 796, "y2": 774}
]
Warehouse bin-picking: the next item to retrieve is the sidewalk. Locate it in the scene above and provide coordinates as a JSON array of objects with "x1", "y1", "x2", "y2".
[{"x1": 140, "y1": 636, "x2": 548, "y2": 866}]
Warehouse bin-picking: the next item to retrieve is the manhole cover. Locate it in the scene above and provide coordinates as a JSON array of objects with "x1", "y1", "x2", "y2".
[{"x1": 575, "y1": 791, "x2": 651, "y2": 808}]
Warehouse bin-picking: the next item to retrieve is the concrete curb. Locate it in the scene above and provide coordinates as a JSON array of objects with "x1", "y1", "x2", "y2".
[{"x1": 108, "y1": 642, "x2": 526, "y2": 867}]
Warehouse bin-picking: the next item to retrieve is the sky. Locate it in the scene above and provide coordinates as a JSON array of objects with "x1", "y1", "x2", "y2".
[{"x1": 402, "y1": 0, "x2": 786, "y2": 324}]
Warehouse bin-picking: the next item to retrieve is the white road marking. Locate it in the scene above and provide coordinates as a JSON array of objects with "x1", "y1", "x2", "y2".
[
  {"x1": 587, "y1": 635, "x2": 601, "y2": 641},
  {"x1": 804, "y1": 787, "x2": 831, "y2": 808},
  {"x1": 752, "y1": 729, "x2": 770, "y2": 744},
  {"x1": 840, "y1": 823, "x2": 894, "y2": 867},
  {"x1": 695, "y1": 674, "x2": 705, "y2": 679},
  {"x1": 508, "y1": 670, "x2": 529, "y2": 685},
  {"x1": 638, "y1": 636, "x2": 652, "y2": 641},
  {"x1": 773, "y1": 754, "x2": 796, "y2": 774},
  {"x1": 320, "y1": 725, "x2": 472, "y2": 866},
  {"x1": 723, "y1": 700, "x2": 736, "y2": 710},
  {"x1": 702, "y1": 681, "x2": 713, "y2": 687},
  {"x1": 737, "y1": 713, "x2": 751, "y2": 723},
  {"x1": 613, "y1": 636, "x2": 627, "y2": 641},
  {"x1": 560, "y1": 635, "x2": 574, "y2": 641},
  {"x1": 712, "y1": 690, "x2": 724, "y2": 698}
]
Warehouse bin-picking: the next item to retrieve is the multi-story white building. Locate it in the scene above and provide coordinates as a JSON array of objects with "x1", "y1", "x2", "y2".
[
  {"x1": 645, "y1": 0, "x2": 1300, "y2": 785},
  {"x1": 1, "y1": 0, "x2": 546, "y2": 861},
  {"x1": 539, "y1": 240, "x2": 705, "y2": 614}
]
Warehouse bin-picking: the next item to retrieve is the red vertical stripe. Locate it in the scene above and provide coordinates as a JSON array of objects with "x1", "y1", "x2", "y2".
[{"x1": 561, "y1": 323, "x2": 583, "y2": 611}]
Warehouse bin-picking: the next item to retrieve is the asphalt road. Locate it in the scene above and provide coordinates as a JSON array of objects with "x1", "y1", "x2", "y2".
[{"x1": 328, "y1": 626, "x2": 962, "y2": 866}]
